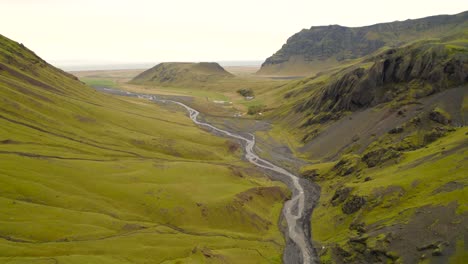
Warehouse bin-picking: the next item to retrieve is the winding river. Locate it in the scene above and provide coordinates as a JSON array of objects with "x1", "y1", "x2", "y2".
[{"x1": 97, "y1": 88, "x2": 318, "y2": 263}]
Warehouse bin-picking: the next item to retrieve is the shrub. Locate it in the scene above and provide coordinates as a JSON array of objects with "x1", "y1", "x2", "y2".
[
  {"x1": 247, "y1": 105, "x2": 265, "y2": 115},
  {"x1": 237, "y1": 88, "x2": 254, "y2": 97}
]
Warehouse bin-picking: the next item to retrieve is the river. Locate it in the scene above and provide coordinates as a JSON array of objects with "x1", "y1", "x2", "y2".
[{"x1": 96, "y1": 87, "x2": 319, "y2": 264}]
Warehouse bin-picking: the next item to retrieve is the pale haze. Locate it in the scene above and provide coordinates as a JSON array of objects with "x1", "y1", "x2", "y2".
[{"x1": 1, "y1": 0, "x2": 467, "y2": 66}]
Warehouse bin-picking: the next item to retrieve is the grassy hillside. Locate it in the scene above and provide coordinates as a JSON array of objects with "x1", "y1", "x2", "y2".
[
  {"x1": 258, "y1": 11, "x2": 468, "y2": 76},
  {"x1": 0, "y1": 34, "x2": 289, "y2": 263},
  {"x1": 270, "y1": 39, "x2": 468, "y2": 151},
  {"x1": 306, "y1": 126, "x2": 467, "y2": 263},
  {"x1": 254, "y1": 35, "x2": 468, "y2": 263}
]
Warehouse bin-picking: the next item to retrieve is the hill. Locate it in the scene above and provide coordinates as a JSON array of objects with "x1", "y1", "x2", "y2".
[
  {"x1": 131, "y1": 62, "x2": 234, "y2": 85},
  {"x1": 258, "y1": 11, "x2": 468, "y2": 76},
  {"x1": 257, "y1": 33, "x2": 468, "y2": 262},
  {"x1": 0, "y1": 34, "x2": 288, "y2": 263}
]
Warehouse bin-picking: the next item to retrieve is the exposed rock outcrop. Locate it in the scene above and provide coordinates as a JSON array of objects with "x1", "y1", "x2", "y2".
[
  {"x1": 258, "y1": 11, "x2": 468, "y2": 75},
  {"x1": 342, "y1": 195, "x2": 366, "y2": 214},
  {"x1": 296, "y1": 42, "x2": 468, "y2": 115}
]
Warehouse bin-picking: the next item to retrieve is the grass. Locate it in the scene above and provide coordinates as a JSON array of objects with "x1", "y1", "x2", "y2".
[
  {"x1": 80, "y1": 77, "x2": 118, "y2": 88},
  {"x1": 74, "y1": 66, "x2": 289, "y2": 118},
  {"x1": 309, "y1": 127, "x2": 467, "y2": 261},
  {"x1": 0, "y1": 34, "x2": 288, "y2": 263}
]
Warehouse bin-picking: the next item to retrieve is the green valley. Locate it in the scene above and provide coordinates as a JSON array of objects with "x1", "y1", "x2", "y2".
[
  {"x1": 0, "y1": 34, "x2": 289, "y2": 263},
  {"x1": 1, "y1": 4, "x2": 467, "y2": 264}
]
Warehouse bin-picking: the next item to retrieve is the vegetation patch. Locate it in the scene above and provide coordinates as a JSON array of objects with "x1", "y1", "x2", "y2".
[
  {"x1": 237, "y1": 88, "x2": 254, "y2": 97},
  {"x1": 247, "y1": 104, "x2": 266, "y2": 115}
]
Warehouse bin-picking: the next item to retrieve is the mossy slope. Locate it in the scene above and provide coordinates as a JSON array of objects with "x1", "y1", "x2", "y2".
[{"x1": 0, "y1": 34, "x2": 288, "y2": 263}]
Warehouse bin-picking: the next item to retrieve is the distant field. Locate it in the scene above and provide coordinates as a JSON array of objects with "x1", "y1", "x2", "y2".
[
  {"x1": 71, "y1": 67, "x2": 288, "y2": 118},
  {"x1": 80, "y1": 77, "x2": 118, "y2": 88},
  {"x1": 224, "y1": 66, "x2": 260, "y2": 76}
]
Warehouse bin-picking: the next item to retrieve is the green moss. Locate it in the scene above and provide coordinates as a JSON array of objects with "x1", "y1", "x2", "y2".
[
  {"x1": 0, "y1": 34, "x2": 287, "y2": 263},
  {"x1": 311, "y1": 128, "x2": 467, "y2": 257},
  {"x1": 81, "y1": 78, "x2": 118, "y2": 88},
  {"x1": 449, "y1": 239, "x2": 468, "y2": 263}
]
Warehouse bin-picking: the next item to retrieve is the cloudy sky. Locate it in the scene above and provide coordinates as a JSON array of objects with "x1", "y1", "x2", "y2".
[{"x1": 1, "y1": 0, "x2": 467, "y2": 66}]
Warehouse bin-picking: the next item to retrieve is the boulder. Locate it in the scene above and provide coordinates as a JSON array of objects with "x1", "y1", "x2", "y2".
[
  {"x1": 331, "y1": 187, "x2": 352, "y2": 206},
  {"x1": 342, "y1": 195, "x2": 366, "y2": 214},
  {"x1": 429, "y1": 108, "x2": 451, "y2": 125}
]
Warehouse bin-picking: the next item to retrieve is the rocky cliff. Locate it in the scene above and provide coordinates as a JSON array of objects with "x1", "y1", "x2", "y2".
[
  {"x1": 258, "y1": 11, "x2": 468, "y2": 76},
  {"x1": 295, "y1": 42, "x2": 468, "y2": 116}
]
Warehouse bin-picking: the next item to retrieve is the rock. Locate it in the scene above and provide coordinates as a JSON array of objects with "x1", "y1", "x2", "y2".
[
  {"x1": 333, "y1": 155, "x2": 362, "y2": 176},
  {"x1": 417, "y1": 241, "x2": 446, "y2": 256},
  {"x1": 335, "y1": 245, "x2": 352, "y2": 258},
  {"x1": 432, "y1": 247, "x2": 443, "y2": 256},
  {"x1": 417, "y1": 243, "x2": 438, "y2": 251},
  {"x1": 388, "y1": 127, "x2": 404, "y2": 134},
  {"x1": 362, "y1": 148, "x2": 401, "y2": 167},
  {"x1": 349, "y1": 235, "x2": 368, "y2": 243},
  {"x1": 349, "y1": 222, "x2": 366, "y2": 234},
  {"x1": 331, "y1": 187, "x2": 352, "y2": 206},
  {"x1": 301, "y1": 169, "x2": 319, "y2": 179},
  {"x1": 342, "y1": 195, "x2": 366, "y2": 214},
  {"x1": 364, "y1": 176, "x2": 372, "y2": 182},
  {"x1": 429, "y1": 108, "x2": 451, "y2": 125},
  {"x1": 411, "y1": 116, "x2": 422, "y2": 124},
  {"x1": 295, "y1": 41, "x2": 467, "y2": 115},
  {"x1": 258, "y1": 13, "x2": 468, "y2": 76},
  {"x1": 423, "y1": 127, "x2": 447, "y2": 144}
]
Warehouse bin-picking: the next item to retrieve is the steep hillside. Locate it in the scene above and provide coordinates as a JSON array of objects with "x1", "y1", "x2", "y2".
[
  {"x1": 258, "y1": 11, "x2": 468, "y2": 76},
  {"x1": 131, "y1": 62, "x2": 234, "y2": 86},
  {"x1": 257, "y1": 36, "x2": 468, "y2": 262},
  {"x1": 0, "y1": 34, "x2": 288, "y2": 263}
]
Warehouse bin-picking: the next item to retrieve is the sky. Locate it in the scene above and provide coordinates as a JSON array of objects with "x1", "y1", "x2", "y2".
[{"x1": 1, "y1": 0, "x2": 467, "y2": 66}]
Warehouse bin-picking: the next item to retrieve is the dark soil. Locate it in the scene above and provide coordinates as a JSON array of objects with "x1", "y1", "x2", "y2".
[{"x1": 366, "y1": 202, "x2": 468, "y2": 264}]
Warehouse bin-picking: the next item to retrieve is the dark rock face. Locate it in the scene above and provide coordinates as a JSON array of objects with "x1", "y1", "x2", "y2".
[
  {"x1": 362, "y1": 148, "x2": 401, "y2": 168},
  {"x1": 423, "y1": 127, "x2": 448, "y2": 144},
  {"x1": 262, "y1": 25, "x2": 385, "y2": 66},
  {"x1": 342, "y1": 195, "x2": 366, "y2": 214},
  {"x1": 330, "y1": 187, "x2": 352, "y2": 206},
  {"x1": 301, "y1": 169, "x2": 319, "y2": 179},
  {"x1": 332, "y1": 155, "x2": 361, "y2": 176},
  {"x1": 429, "y1": 109, "x2": 451, "y2": 125},
  {"x1": 389, "y1": 127, "x2": 404, "y2": 134},
  {"x1": 349, "y1": 222, "x2": 366, "y2": 234},
  {"x1": 260, "y1": 11, "x2": 468, "y2": 73},
  {"x1": 296, "y1": 42, "x2": 468, "y2": 115}
]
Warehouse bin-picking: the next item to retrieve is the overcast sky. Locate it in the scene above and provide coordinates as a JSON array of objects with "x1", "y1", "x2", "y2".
[{"x1": 1, "y1": 0, "x2": 467, "y2": 65}]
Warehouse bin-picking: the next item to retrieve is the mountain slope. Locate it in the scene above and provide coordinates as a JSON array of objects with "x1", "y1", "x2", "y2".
[
  {"x1": 256, "y1": 34, "x2": 468, "y2": 263},
  {"x1": 0, "y1": 34, "x2": 288, "y2": 263},
  {"x1": 131, "y1": 62, "x2": 234, "y2": 86},
  {"x1": 258, "y1": 11, "x2": 468, "y2": 76}
]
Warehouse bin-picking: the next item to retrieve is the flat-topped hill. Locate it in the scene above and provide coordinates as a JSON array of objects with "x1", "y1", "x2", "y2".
[{"x1": 131, "y1": 62, "x2": 234, "y2": 85}]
